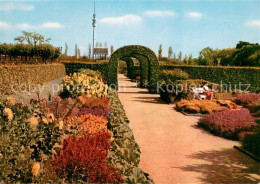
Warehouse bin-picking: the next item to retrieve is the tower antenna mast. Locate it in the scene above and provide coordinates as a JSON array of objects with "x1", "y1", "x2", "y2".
[{"x1": 92, "y1": 1, "x2": 96, "y2": 59}]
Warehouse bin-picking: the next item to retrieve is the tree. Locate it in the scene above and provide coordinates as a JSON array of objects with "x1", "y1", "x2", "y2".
[
  {"x1": 14, "y1": 36, "x2": 25, "y2": 44},
  {"x1": 158, "y1": 44, "x2": 162, "y2": 60},
  {"x1": 65, "y1": 43, "x2": 68, "y2": 56},
  {"x1": 14, "y1": 31, "x2": 51, "y2": 46},
  {"x1": 104, "y1": 42, "x2": 107, "y2": 48},
  {"x1": 88, "y1": 44, "x2": 91, "y2": 58},
  {"x1": 77, "y1": 48, "x2": 80, "y2": 58},
  {"x1": 198, "y1": 47, "x2": 213, "y2": 65},
  {"x1": 173, "y1": 53, "x2": 176, "y2": 59},
  {"x1": 110, "y1": 45, "x2": 114, "y2": 55},
  {"x1": 75, "y1": 44, "x2": 78, "y2": 58},
  {"x1": 178, "y1": 51, "x2": 182, "y2": 61},
  {"x1": 168, "y1": 46, "x2": 173, "y2": 59},
  {"x1": 95, "y1": 42, "x2": 99, "y2": 48},
  {"x1": 99, "y1": 42, "x2": 102, "y2": 48}
]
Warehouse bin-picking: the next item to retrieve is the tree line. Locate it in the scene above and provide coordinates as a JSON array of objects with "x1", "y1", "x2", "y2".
[
  {"x1": 0, "y1": 31, "x2": 61, "y2": 63},
  {"x1": 159, "y1": 41, "x2": 260, "y2": 67}
]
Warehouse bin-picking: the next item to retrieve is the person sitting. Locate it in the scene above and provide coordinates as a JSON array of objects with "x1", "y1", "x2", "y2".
[{"x1": 201, "y1": 82, "x2": 213, "y2": 100}]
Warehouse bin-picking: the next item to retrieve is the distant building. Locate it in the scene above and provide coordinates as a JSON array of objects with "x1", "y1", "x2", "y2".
[{"x1": 93, "y1": 48, "x2": 108, "y2": 60}]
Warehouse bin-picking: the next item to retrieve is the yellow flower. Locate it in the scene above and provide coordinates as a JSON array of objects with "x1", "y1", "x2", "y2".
[
  {"x1": 47, "y1": 113, "x2": 55, "y2": 122},
  {"x1": 31, "y1": 162, "x2": 40, "y2": 176},
  {"x1": 0, "y1": 152, "x2": 2, "y2": 158},
  {"x1": 69, "y1": 80, "x2": 74, "y2": 85},
  {"x1": 66, "y1": 85, "x2": 70, "y2": 91},
  {"x1": 29, "y1": 117, "x2": 38, "y2": 127},
  {"x1": 80, "y1": 89, "x2": 85, "y2": 94},
  {"x1": 59, "y1": 120, "x2": 63, "y2": 130},
  {"x1": 6, "y1": 97, "x2": 15, "y2": 106},
  {"x1": 42, "y1": 118, "x2": 48, "y2": 124},
  {"x1": 3, "y1": 108, "x2": 13, "y2": 121}
]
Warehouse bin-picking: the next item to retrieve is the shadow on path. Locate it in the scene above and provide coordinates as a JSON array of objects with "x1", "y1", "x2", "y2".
[{"x1": 177, "y1": 148, "x2": 260, "y2": 183}]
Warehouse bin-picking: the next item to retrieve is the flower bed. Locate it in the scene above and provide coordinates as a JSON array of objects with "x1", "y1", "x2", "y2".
[
  {"x1": 176, "y1": 99, "x2": 237, "y2": 114},
  {"x1": 198, "y1": 108, "x2": 257, "y2": 140},
  {"x1": 234, "y1": 93, "x2": 260, "y2": 105},
  {"x1": 0, "y1": 69, "x2": 152, "y2": 183}
]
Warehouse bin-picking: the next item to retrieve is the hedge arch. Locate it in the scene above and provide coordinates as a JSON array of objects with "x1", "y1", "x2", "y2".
[
  {"x1": 107, "y1": 45, "x2": 159, "y2": 93},
  {"x1": 131, "y1": 54, "x2": 149, "y2": 88},
  {"x1": 121, "y1": 57, "x2": 135, "y2": 79}
]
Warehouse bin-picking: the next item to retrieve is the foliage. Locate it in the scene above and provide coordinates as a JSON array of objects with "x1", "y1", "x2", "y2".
[
  {"x1": 198, "y1": 108, "x2": 257, "y2": 140},
  {"x1": 241, "y1": 129, "x2": 260, "y2": 159},
  {"x1": 159, "y1": 69, "x2": 189, "y2": 84},
  {"x1": 233, "y1": 93, "x2": 260, "y2": 105},
  {"x1": 159, "y1": 65, "x2": 260, "y2": 92},
  {"x1": 108, "y1": 88, "x2": 153, "y2": 183},
  {"x1": 14, "y1": 31, "x2": 51, "y2": 46},
  {"x1": 0, "y1": 43, "x2": 61, "y2": 63},
  {"x1": 61, "y1": 72, "x2": 108, "y2": 98},
  {"x1": 51, "y1": 134, "x2": 122, "y2": 183},
  {"x1": 198, "y1": 47, "x2": 214, "y2": 65},
  {"x1": 176, "y1": 99, "x2": 237, "y2": 114},
  {"x1": 0, "y1": 63, "x2": 66, "y2": 95},
  {"x1": 107, "y1": 45, "x2": 160, "y2": 93},
  {"x1": 0, "y1": 98, "x2": 62, "y2": 183}
]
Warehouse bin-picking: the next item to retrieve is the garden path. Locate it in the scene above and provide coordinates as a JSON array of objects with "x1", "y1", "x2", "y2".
[{"x1": 117, "y1": 74, "x2": 260, "y2": 184}]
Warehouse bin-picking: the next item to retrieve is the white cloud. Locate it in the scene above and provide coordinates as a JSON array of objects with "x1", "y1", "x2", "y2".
[
  {"x1": 187, "y1": 12, "x2": 203, "y2": 18},
  {"x1": 100, "y1": 14, "x2": 142, "y2": 25},
  {"x1": 0, "y1": 3, "x2": 35, "y2": 11},
  {"x1": 143, "y1": 10, "x2": 176, "y2": 17},
  {"x1": 16, "y1": 23, "x2": 33, "y2": 29},
  {"x1": 0, "y1": 21, "x2": 10, "y2": 29},
  {"x1": 16, "y1": 22, "x2": 62, "y2": 29},
  {"x1": 246, "y1": 20, "x2": 260, "y2": 28},
  {"x1": 41, "y1": 22, "x2": 62, "y2": 28}
]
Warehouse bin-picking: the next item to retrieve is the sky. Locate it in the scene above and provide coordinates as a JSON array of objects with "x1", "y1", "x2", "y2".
[{"x1": 0, "y1": 0, "x2": 259, "y2": 57}]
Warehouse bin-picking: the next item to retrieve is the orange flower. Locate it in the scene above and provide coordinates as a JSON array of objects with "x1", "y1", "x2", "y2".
[
  {"x1": 59, "y1": 120, "x2": 64, "y2": 130},
  {"x1": 29, "y1": 117, "x2": 38, "y2": 127},
  {"x1": 47, "y1": 113, "x2": 55, "y2": 122},
  {"x1": 3, "y1": 108, "x2": 13, "y2": 121},
  {"x1": 31, "y1": 162, "x2": 40, "y2": 176}
]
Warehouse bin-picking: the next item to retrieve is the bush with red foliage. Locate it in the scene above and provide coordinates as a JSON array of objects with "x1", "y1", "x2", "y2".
[
  {"x1": 71, "y1": 106, "x2": 111, "y2": 119},
  {"x1": 198, "y1": 108, "x2": 257, "y2": 140},
  {"x1": 234, "y1": 93, "x2": 260, "y2": 105},
  {"x1": 51, "y1": 132, "x2": 122, "y2": 183}
]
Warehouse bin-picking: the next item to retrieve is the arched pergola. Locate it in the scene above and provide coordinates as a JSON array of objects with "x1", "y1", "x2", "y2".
[{"x1": 107, "y1": 45, "x2": 159, "y2": 93}]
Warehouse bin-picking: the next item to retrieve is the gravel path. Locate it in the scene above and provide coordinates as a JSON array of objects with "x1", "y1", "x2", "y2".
[{"x1": 117, "y1": 74, "x2": 260, "y2": 184}]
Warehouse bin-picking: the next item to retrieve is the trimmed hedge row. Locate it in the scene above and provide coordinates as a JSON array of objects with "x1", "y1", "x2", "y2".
[
  {"x1": 108, "y1": 88, "x2": 153, "y2": 183},
  {"x1": 63, "y1": 62, "x2": 108, "y2": 77},
  {"x1": 107, "y1": 45, "x2": 159, "y2": 93},
  {"x1": 0, "y1": 63, "x2": 65, "y2": 95}
]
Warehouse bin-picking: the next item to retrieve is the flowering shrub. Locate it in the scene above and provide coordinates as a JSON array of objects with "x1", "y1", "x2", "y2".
[
  {"x1": 62, "y1": 72, "x2": 108, "y2": 98},
  {"x1": 78, "y1": 95, "x2": 110, "y2": 108},
  {"x1": 198, "y1": 108, "x2": 257, "y2": 139},
  {"x1": 71, "y1": 106, "x2": 111, "y2": 119},
  {"x1": 65, "y1": 114, "x2": 112, "y2": 136},
  {"x1": 176, "y1": 99, "x2": 237, "y2": 114},
  {"x1": 234, "y1": 93, "x2": 260, "y2": 105},
  {"x1": 51, "y1": 134, "x2": 122, "y2": 183},
  {"x1": 0, "y1": 98, "x2": 62, "y2": 183}
]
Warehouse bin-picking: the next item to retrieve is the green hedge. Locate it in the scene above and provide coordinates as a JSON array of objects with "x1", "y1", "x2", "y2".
[
  {"x1": 108, "y1": 88, "x2": 153, "y2": 183},
  {"x1": 63, "y1": 62, "x2": 108, "y2": 77},
  {"x1": 0, "y1": 63, "x2": 65, "y2": 95},
  {"x1": 159, "y1": 65, "x2": 260, "y2": 92},
  {"x1": 107, "y1": 45, "x2": 159, "y2": 93}
]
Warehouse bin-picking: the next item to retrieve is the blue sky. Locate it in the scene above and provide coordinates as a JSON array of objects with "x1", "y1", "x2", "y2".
[{"x1": 0, "y1": 0, "x2": 259, "y2": 57}]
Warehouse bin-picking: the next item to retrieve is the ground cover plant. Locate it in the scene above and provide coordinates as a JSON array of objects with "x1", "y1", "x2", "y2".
[
  {"x1": 198, "y1": 108, "x2": 257, "y2": 140},
  {"x1": 176, "y1": 99, "x2": 237, "y2": 114}
]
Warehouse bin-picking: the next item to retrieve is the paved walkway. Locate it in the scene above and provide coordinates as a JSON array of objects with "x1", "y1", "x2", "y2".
[{"x1": 117, "y1": 74, "x2": 260, "y2": 184}]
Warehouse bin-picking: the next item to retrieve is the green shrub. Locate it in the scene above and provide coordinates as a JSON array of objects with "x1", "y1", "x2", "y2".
[
  {"x1": 108, "y1": 88, "x2": 153, "y2": 183},
  {"x1": 241, "y1": 129, "x2": 260, "y2": 159},
  {"x1": 160, "y1": 69, "x2": 189, "y2": 84},
  {"x1": 0, "y1": 98, "x2": 62, "y2": 183},
  {"x1": 159, "y1": 65, "x2": 260, "y2": 92}
]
